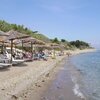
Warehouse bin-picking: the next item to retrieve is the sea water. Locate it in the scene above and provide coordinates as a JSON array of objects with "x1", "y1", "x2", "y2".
[{"x1": 70, "y1": 50, "x2": 100, "y2": 100}]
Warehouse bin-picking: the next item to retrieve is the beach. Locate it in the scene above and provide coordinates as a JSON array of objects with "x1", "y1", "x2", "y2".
[
  {"x1": 0, "y1": 55, "x2": 66, "y2": 100},
  {"x1": 27, "y1": 57, "x2": 83, "y2": 100},
  {"x1": 0, "y1": 49, "x2": 95, "y2": 100},
  {"x1": 0, "y1": 2, "x2": 99, "y2": 99}
]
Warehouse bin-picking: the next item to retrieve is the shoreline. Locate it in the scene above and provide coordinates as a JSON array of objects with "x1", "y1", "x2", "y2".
[
  {"x1": 0, "y1": 49, "x2": 95, "y2": 100},
  {"x1": 27, "y1": 57, "x2": 84, "y2": 100}
]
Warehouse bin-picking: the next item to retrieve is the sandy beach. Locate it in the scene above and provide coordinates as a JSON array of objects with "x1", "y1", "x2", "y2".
[
  {"x1": 0, "y1": 49, "x2": 95, "y2": 100},
  {"x1": 26, "y1": 57, "x2": 83, "y2": 100},
  {"x1": 0, "y1": 55, "x2": 66, "y2": 100},
  {"x1": 65, "y1": 48, "x2": 96, "y2": 55}
]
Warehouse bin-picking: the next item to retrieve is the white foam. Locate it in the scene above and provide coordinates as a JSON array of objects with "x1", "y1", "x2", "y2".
[
  {"x1": 71, "y1": 76, "x2": 86, "y2": 99},
  {"x1": 73, "y1": 83, "x2": 85, "y2": 99}
]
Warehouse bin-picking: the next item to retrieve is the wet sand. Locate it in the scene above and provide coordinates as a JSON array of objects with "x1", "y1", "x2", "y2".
[{"x1": 25, "y1": 58, "x2": 84, "y2": 100}]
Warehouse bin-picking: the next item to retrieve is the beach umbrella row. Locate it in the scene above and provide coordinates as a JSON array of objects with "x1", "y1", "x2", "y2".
[
  {"x1": 0, "y1": 30, "x2": 46, "y2": 62},
  {"x1": 0, "y1": 30, "x2": 64, "y2": 61}
]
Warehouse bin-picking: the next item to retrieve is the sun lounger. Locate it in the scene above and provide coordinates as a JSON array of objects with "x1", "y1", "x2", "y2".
[
  {"x1": 0, "y1": 55, "x2": 11, "y2": 69},
  {"x1": 4, "y1": 51, "x2": 25, "y2": 65},
  {"x1": 0, "y1": 63, "x2": 12, "y2": 69},
  {"x1": 11, "y1": 58, "x2": 24, "y2": 65}
]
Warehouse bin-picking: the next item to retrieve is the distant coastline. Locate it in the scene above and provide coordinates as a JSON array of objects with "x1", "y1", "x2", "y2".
[{"x1": 65, "y1": 48, "x2": 96, "y2": 56}]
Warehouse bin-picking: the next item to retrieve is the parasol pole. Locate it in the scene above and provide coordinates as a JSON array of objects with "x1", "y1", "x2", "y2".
[{"x1": 10, "y1": 39, "x2": 13, "y2": 63}]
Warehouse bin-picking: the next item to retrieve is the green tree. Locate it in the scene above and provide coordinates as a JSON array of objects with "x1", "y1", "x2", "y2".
[
  {"x1": 70, "y1": 40, "x2": 90, "y2": 49},
  {"x1": 52, "y1": 37, "x2": 59, "y2": 44},
  {"x1": 61, "y1": 39, "x2": 66, "y2": 42}
]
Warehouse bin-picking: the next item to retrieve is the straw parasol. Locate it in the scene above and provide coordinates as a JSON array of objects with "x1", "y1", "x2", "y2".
[
  {"x1": 0, "y1": 30, "x2": 9, "y2": 36},
  {"x1": 16, "y1": 37, "x2": 46, "y2": 57},
  {"x1": 0, "y1": 36, "x2": 7, "y2": 42},
  {"x1": 20, "y1": 37, "x2": 45, "y2": 45},
  {"x1": 47, "y1": 43, "x2": 60, "y2": 49},
  {"x1": 5, "y1": 30, "x2": 30, "y2": 62},
  {"x1": 6, "y1": 30, "x2": 30, "y2": 40},
  {"x1": 0, "y1": 30, "x2": 11, "y2": 47},
  {"x1": 0, "y1": 30, "x2": 9, "y2": 42}
]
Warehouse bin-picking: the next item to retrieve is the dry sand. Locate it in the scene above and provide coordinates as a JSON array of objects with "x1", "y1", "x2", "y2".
[{"x1": 0, "y1": 56, "x2": 65, "y2": 100}]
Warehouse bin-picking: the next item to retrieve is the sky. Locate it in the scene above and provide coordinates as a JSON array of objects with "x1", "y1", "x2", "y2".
[{"x1": 0, "y1": 0, "x2": 100, "y2": 48}]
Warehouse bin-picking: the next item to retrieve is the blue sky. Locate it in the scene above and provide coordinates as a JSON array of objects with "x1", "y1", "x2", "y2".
[{"x1": 0, "y1": 0, "x2": 100, "y2": 48}]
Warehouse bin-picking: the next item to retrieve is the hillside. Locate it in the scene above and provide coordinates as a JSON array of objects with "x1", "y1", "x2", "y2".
[
  {"x1": 0, "y1": 20, "x2": 92, "y2": 50},
  {"x1": 0, "y1": 20, "x2": 50, "y2": 43}
]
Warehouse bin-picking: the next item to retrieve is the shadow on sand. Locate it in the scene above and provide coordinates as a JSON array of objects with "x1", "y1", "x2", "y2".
[
  {"x1": 0, "y1": 67, "x2": 10, "y2": 72},
  {"x1": 13, "y1": 63, "x2": 28, "y2": 67}
]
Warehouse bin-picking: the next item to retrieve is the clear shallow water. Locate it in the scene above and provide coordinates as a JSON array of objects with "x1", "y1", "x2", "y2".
[
  {"x1": 40, "y1": 59, "x2": 82, "y2": 100},
  {"x1": 70, "y1": 50, "x2": 100, "y2": 100},
  {"x1": 36, "y1": 51, "x2": 100, "y2": 100}
]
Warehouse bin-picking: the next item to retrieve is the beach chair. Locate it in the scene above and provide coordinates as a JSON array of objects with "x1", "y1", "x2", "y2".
[
  {"x1": 11, "y1": 57, "x2": 24, "y2": 65},
  {"x1": 0, "y1": 55, "x2": 12, "y2": 69},
  {"x1": 5, "y1": 50, "x2": 25, "y2": 65},
  {"x1": 0, "y1": 63, "x2": 12, "y2": 69}
]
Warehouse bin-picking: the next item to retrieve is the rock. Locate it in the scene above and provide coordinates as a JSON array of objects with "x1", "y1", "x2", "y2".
[
  {"x1": 38, "y1": 85, "x2": 41, "y2": 87},
  {"x1": 42, "y1": 80, "x2": 45, "y2": 82},
  {"x1": 45, "y1": 73, "x2": 50, "y2": 77},
  {"x1": 1, "y1": 88, "x2": 5, "y2": 90},
  {"x1": 35, "y1": 83, "x2": 38, "y2": 86},
  {"x1": 11, "y1": 95, "x2": 18, "y2": 99}
]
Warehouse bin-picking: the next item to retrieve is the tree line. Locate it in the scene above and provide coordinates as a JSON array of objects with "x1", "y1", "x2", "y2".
[{"x1": 0, "y1": 20, "x2": 91, "y2": 50}]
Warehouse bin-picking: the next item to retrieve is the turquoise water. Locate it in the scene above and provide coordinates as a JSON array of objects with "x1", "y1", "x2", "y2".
[{"x1": 70, "y1": 50, "x2": 100, "y2": 100}]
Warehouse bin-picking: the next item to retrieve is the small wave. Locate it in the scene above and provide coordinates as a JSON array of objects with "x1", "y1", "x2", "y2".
[
  {"x1": 73, "y1": 83, "x2": 86, "y2": 99},
  {"x1": 71, "y1": 76, "x2": 86, "y2": 100}
]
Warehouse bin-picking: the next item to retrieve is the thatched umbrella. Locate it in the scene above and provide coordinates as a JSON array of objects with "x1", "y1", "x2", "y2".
[
  {"x1": 6, "y1": 30, "x2": 30, "y2": 40},
  {"x1": 16, "y1": 37, "x2": 45, "y2": 58},
  {"x1": 0, "y1": 30, "x2": 9, "y2": 42},
  {"x1": 0, "y1": 31, "x2": 10, "y2": 52},
  {"x1": 20, "y1": 37, "x2": 45, "y2": 44},
  {"x1": 14, "y1": 37, "x2": 45, "y2": 46},
  {"x1": 46, "y1": 43, "x2": 65, "y2": 58},
  {"x1": 0, "y1": 36, "x2": 10, "y2": 45},
  {"x1": 0, "y1": 36, "x2": 7, "y2": 42},
  {"x1": 45, "y1": 43, "x2": 58, "y2": 58},
  {"x1": 47, "y1": 43, "x2": 60, "y2": 49},
  {"x1": 0, "y1": 31, "x2": 9, "y2": 36},
  {"x1": 6, "y1": 30, "x2": 30, "y2": 62},
  {"x1": 48, "y1": 43, "x2": 65, "y2": 50}
]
